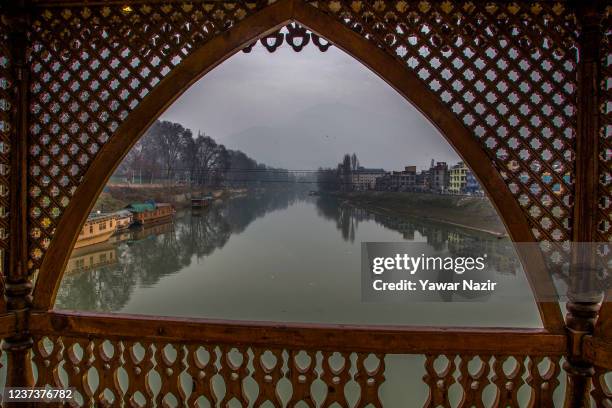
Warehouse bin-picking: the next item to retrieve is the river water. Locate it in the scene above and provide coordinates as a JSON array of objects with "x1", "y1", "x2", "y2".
[
  {"x1": 54, "y1": 190, "x2": 566, "y2": 406},
  {"x1": 57, "y1": 190, "x2": 542, "y2": 327}
]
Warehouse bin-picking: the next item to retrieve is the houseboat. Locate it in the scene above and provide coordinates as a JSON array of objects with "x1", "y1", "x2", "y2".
[
  {"x1": 125, "y1": 201, "x2": 175, "y2": 226},
  {"x1": 192, "y1": 194, "x2": 214, "y2": 209},
  {"x1": 74, "y1": 213, "x2": 118, "y2": 249},
  {"x1": 114, "y1": 209, "x2": 134, "y2": 230}
]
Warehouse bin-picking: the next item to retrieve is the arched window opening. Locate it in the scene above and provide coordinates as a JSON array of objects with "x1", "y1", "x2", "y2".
[{"x1": 54, "y1": 28, "x2": 545, "y2": 330}]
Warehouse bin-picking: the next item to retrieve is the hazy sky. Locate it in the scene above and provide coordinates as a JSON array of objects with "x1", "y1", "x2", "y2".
[{"x1": 161, "y1": 42, "x2": 460, "y2": 171}]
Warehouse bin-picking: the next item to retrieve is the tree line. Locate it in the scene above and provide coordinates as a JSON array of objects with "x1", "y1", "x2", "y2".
[
  {"x1": 316, "y1": 153, "x2": 360, "y2": 191},
  {"x1": 116, "y1": 120, "x2": 295, "y2": 186}
]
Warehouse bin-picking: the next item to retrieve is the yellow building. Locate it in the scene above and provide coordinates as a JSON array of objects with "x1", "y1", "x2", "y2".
[{"x1": 449, "y1": 162, "x2": 468, "y2": 194}]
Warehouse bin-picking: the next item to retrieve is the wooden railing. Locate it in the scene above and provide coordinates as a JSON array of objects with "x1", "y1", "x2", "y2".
[
  {"x1": 29, "y1": 311, "x2": 567, "y2": 355},
  {"x1": 23, "y1": 311, "x2": 571, "y2": 407},
  {"x1": 12, "y1": 311, "x2": 612, "y2": 407}
]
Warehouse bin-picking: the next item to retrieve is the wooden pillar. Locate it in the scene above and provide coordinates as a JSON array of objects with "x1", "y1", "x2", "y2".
[
  {"x1": 564, "y1": 1, "x2": 603, "y2": 407},
  {"x1": 1, "y1": 1, "x2": 34, "y2": 400}
]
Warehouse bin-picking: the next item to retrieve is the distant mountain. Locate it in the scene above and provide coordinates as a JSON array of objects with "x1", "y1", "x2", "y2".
[{"x1": 223, "y1": 102, "x2": 460, "y2": 170}]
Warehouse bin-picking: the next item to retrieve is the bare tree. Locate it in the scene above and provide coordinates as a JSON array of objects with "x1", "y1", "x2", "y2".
[
  {"x1": 147, "y1": 121, "x2": 191, "y2": 183},
  {"x1": 118, "y1": 120, "x2": 289, "y2": 187}
]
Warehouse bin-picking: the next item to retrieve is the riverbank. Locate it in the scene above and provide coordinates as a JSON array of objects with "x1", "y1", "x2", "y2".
[
  {"x1": 93, "y1": 185, "x2": 244, "y2": 213},
  {"x1": 326, "y1": 191, "x2": 507, "y2": 236}
]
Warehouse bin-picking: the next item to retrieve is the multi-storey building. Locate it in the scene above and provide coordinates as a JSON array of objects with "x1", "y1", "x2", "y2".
[
  {"x1": 375, "y1": 162, "x2": 451, "y2": 193},
  {"x1": 376, "y1": 166, "x2": 417, "y2": 191},
  {"x1": 449, "y1": 161, "x2": 468, "y2": 194},
  {"x1": 393, "y1": 166, "x2": 417, "y2": 190},
  {"x1": 350, "y1": 167, "x2": 386, "y2": 190},
  {"x1": 415, "y1": 170, "x2": 430, "y2": 191},
  {"x1": 429, "y1": 161, "x2": 449, "y2": 193}
]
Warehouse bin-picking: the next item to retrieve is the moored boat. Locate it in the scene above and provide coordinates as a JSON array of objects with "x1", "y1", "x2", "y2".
[
  {"x1": 126, "y1": 201, "x2": 175, "y2": 225},
  {"x1": 192, "y1": 194, "x2": 214, "y2": 209},
  {"x1": 114, "y1": 209, "x2": 134, "y2": 230},
  {"x1": 74, "y1": 213, "x2": 118, "y2": 249}
]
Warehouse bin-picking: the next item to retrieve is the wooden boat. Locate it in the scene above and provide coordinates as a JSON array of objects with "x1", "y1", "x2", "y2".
[
  {"x1": 114, "y1": 209, "x2": 134, "y2": 230},
  {"x1": 126, "y1": 201, "x2": 175, "y2": 225},
  {"x1": 74, "y1": 213, "x2": 118, "y2": 249},
  {"x1": 192, "y1": 194, "x2": 214, "y2": 209}
]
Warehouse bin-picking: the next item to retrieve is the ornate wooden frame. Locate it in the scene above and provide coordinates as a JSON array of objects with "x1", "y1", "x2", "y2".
[
  {"x1": 32, "y1": 0, "x2": 564, "y2": 330},
  {"x1": 0, "y1": 0, "x2": 610, "y2": 406}
]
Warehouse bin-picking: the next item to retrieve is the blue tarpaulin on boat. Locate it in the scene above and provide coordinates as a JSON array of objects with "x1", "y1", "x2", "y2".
[{"x1": 125, "y1": 202, "x2": 156, "y2": 213}]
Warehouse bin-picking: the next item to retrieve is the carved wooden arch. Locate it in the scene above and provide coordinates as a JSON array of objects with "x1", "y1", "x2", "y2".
[{"x1": 31, "y1": 0, "x2": 564, "y2": 331}]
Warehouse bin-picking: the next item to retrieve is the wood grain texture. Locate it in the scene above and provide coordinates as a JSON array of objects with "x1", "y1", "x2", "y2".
[
  {"x1": 29, "y1": 311, "x2": 566, "y2": 355},
  {"x1": 584, "y1": 336, "x2": 612, "y2": 371},
  {"x1": 0, "y1": 312, "x2": 17, "y2": 338}
]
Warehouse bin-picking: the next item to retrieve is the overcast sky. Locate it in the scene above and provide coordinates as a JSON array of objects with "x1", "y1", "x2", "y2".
[{"x1": 161, "y1": 42, "x2": 460, "y2": 171}]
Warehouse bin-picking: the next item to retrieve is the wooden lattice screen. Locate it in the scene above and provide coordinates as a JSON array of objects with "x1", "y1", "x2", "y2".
[
  {"x1": 25, "y1": 1, "x2": 269, "y2": 274},
  {"x1": 0, "y1": 12, "x2": 14, "y2": 315},
  {"x1": 598, "y1": 5, "x2": 611, "y2": 243},
  {"x1": 24, "y1": 1, "x2": 579, "y2": 274},
  {"x1": 0, "y1": 0, "x2": 610, "y2": 406}
]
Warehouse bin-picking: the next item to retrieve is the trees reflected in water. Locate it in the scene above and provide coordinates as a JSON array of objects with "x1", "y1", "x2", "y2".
[
  {"x1": 56, "y1": 190, "x2": 303, "y2": 311},
  {"x1": 315, "y1": 196, "x2": 520, "y2": 274},
  {"x1": 56, "y1": 191, "x2": 520, "y2": 311}
]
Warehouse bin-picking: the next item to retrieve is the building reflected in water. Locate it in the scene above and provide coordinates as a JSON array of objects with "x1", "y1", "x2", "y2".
[{"x1": 57, "y1": 191, "x2": 522, "y2": 312}]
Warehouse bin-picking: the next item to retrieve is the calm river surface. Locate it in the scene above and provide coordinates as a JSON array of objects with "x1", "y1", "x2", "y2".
[
  {"x1": 57, "y1": 190, "x2": 542, "y2": 326},
  {"x1": 51, "y1": 191, "x2": 571, "y2": 406}
]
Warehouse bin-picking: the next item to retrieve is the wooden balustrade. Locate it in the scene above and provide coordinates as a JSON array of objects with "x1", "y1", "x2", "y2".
[
  {"x1": 14, "y1": 309, "x2": 612, "y2": 406},
  {"x1": 29, "y1": 311, "x2": 567, "y2": 355},
  {"x1": 26, "y1": 311, "x2": 568, "y2": 407}
]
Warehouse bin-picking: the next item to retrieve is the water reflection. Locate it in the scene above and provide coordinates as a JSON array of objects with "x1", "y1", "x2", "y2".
[
  {"x1": 56, "y1": 190, "x2": 535, "y2": 326},
  {"x1": 57, "y1": 191, "x2": 304, "y2": 311},
  {"x1": 316, "y1": 196, "x2": 521, "y2": 273}
]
